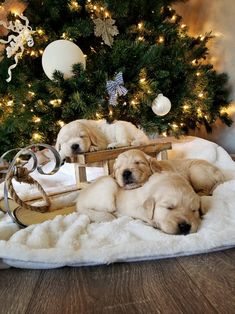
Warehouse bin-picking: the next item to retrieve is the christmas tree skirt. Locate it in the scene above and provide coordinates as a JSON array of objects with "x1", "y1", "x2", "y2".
[{"x1": 0, "y1": 137, "x2": 235, "y2": 269}]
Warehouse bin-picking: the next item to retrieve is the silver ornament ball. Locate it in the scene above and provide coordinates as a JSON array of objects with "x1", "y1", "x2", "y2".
[{"x1": 152, "y1": 94, "x2": 171, "y2": 116}]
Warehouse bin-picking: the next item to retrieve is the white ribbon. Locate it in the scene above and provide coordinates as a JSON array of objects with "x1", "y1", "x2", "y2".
[{"x1": 0, "y1": 14, "x2": 34, "y2": 82}]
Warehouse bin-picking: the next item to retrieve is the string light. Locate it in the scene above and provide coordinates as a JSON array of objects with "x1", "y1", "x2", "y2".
[
  {"x1": 181, "y1": 24, "x2": 186, "y2": 29},
  {"x1": 162, "y1": 132, "x2": 167, "y2": 137},
  {"x1": 158, "y1": 36, "x2": 164, "y2": 43},
  {"x1": 191, "y1": 59, "x2": 197, "y2": 65},
  {"x1": 139, "y1": 78, "x2": 146, "y2": 83},
  {"x1": 172, "y1": 123, "x2": 178, "y2": 129},
  {"x1": 37, "y1": 29, "x2": 44, "y2": 35},
  {"x1": 138, "y1": 36, "x2": 144, "y2": 41},
  {"x1": 95, "y1": 113, "x2": 102, "y2": 119},
  {"x1": 57, "y1": 120, "x2": 65, "y2": 127},
  {"x1": 171, "y1": 15, "x2": 176, "y2": 21},
  {"x1": 32, "y1": 116, "x2": 41, "y2": 123},
  {"x1": 198, "y1": 92, "x2": 204, "y2": 98},
  {"x1": 183, "y1": 105, "x2": 189, "y2": 111},
  {"x1": 7, "y1": 100, "x2": 13, "y2": 106},
  {"x1": 49, "y1": 99, "x2": 62, "y2": 106},
  {"x1": 138, "y1": 22, "x2": 143, "y2": 30},
  {"x1": 69, "y1": 1, "x2": 80, "y2": 11},
  {"x1": 28, "y1": 91, "x2": 35, "y2": 96},
  {"x1": 196, "y1": 72, "x2": 201, "y2": 76},
  {"x1": 199, "y1": 34, "x2": 205, "y2": 41},
  {"x1": 32, "y1": 133, "x2": 42, "y2": 141}
]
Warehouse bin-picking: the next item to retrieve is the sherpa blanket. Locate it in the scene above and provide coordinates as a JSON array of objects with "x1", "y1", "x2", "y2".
[{"x1": 0, "y1": 136, "x2": 235, "y2": 269}]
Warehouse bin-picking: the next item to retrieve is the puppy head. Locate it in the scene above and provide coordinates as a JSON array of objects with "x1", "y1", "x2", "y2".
[
  {"x1": 113, "y1": 149, "x2": 161, "y2": 189},
  {"x1": 55, "y1": 121, "x2": 104, "y2": 158},
  {"x1": 143, "y1": 173, "x2": 201, "y2": 235}
]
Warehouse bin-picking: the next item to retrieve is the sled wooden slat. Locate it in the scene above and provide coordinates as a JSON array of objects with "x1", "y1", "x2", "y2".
[{"x1": 68, "y1": 142, "x2": 172, "y2": 164}]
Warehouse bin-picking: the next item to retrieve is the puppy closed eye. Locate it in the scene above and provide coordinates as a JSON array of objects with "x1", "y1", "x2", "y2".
[
  {"x1": 167, "y1": 206, "x2": 175, "y2": 210},
  {"x1": 134, "y1": 160, "x2": 147, "y2": 165}
]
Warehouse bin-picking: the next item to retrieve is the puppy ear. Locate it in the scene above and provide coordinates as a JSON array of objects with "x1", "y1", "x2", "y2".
[
  {"x1": 143, "y1": 197, "x2": 155, "y2": 220},
  {"x1": 149, "y1": 158, "x2": 162, "y2": 173},
  {"x1": 88, "y1": 126, "x2": 107, "y2": 150}
]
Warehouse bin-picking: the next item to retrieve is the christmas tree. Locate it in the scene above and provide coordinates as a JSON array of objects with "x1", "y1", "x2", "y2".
[{"x1": 0, "y1": 0, "x2": 232, "y2": 155}]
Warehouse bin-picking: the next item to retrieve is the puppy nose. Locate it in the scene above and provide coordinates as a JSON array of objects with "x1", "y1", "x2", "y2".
[
  {"x1": 71, "y1": 143, "x2": 80, "y2": 153},
  {"x1": 122, "y1": 169, "x2": 132, "y2": 180},
  {"x1": 178, "y1": 222, "x2": 191, "y2": 235}
]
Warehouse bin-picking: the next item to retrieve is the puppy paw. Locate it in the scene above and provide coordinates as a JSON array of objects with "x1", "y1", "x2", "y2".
[{"x1": 90, "y1": 145, "x2": 99, "y2": 152}]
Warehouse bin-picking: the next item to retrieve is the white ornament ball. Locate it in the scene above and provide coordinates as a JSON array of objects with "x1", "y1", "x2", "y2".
[
  {"x1": 42, "y1": 40, "x2": 86, "y2": 80},
  {"x1": 152, "y1": 94, "x2": 171, "y2": 116}
]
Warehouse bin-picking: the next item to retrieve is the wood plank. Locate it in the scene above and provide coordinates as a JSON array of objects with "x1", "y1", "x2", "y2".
[
  {"x1": 177, "y1": 250, "x2": 235, "y2": 313},
  {"x1": 68, "y1": 142, "x2": 172, "y2": 164},
  {"x1": 25, "y1": 259, "x2": 215, "y2": 314},
  {"x1": 0, "y1": 269, "x2": 41, "y2": 314}
]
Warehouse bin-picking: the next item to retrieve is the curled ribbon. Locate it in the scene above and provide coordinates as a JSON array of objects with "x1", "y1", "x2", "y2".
[
  {"x1": 0, "y1": 14, "x2": 34, "y2": 82},
  {"x1": 106, "y1": 72, "x2": 128, "y2": 106}
]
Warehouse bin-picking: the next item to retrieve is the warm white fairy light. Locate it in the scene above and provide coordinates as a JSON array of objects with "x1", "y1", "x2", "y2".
[
  {"x1": 138, "y1": 36, "x2": 144, "y2": 41},
  {"x1": 32, "y1": 133, "x2": 42, "y2": 140},
  {"x1": 7, "y1": 100, "x2": 13, "y2": 106},
  {"x1": 49, "y1": 99, "x2": 62, "y2": 106},
  {"x1": 191, "y1": 59, "x2": 197, "y2": 65},
  {"x1": 32, "y1": 116, "x2": 41, "y2": 123},
  {"x1": 37, "y1": 29, "x2": 44, "y2": 35},
  {"x1": 198, "y1": 92, "x2": 204, "y2": 98},
  {"x1": 181, "y1": 24, "x2": 186, "y2": 29},
  {"x1": 158, "y1": 36, "x2": 164, "y2": 43},
  {"x1": 199, "y1": 34, "x2": 205, "y2": 41},
  {"x1": 57, "y1": 120, "x2": 65, "y2": 127},
  {"x1": 95, "y1": 113, "x2": 102, "y2": 119},
  {"x1": 28, "y1": 91, "x2": 35, "y2": 96},
  {"x1": 183, "y1": 105, "x2": 189, "y2": 110},
  {"x1": 162, "y1": 132, "x2": 167, "y2": 137},
  {"x1": 139, "y1": 78, "x2": 146, "y2": 83},
  {"x1": 171, "y1": 15, "x2": 176, "y2": 21},
  {"x1": 172, "y1": 123, "x2": 178, "y2": 129},
  {"x1": 196, "y1": 72, "x2": 201, "y2": 76},
  {"x1": 138, "y1": 22, "x2": 143, "y2": 30}
]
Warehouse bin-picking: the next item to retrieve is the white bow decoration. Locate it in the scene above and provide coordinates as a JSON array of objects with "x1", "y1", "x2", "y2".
[{"x1": 0, "y1": 14, "x2": 34, "y2": 82}]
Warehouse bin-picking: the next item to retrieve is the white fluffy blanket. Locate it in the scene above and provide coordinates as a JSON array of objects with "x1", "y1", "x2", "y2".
[{"x1": 0, "y1": 137, "x2": 235, "y2": 269}]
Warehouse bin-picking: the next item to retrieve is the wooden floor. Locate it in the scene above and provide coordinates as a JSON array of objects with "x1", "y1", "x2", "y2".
[{"x1": 0, "y1": 249, "x2": 234, "y2": 314}]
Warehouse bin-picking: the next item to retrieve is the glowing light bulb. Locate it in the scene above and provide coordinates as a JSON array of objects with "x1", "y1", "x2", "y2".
[
  {"x1": 138, "y1": 22, "x2": 143, "y2": 29},
  {"x1": 139, "y1": 78, "x2": 146, "y2": 83},
  {"x1": 198, "y1": 92, "x2": 204, "y2": 98},
  {"x1": 32, "y1": 133, "x2": 42, "y2": 141},
  {"x1": 158, "y1": 36, "x2": 164, "y2": 43},
  {"x1": 196, "y1": 72, "x2": 201, "y2": 76},
  {"x1": 57, "y1": 120, "x2": 65, "y2": 127}
]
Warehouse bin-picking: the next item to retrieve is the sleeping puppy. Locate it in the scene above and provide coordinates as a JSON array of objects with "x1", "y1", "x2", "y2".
[
  {"x1": 55, "y1": 119, "x2": 108, "y2": 159},
  {"x1": 113, "y1": 149, "x2": 224, "y2": 195},
  {"x1": 96, "y1": 120, "x2": 149, "y2": 149},
  {"x1": 76, "y1": 172, "x2": 202, "y2": 235}
]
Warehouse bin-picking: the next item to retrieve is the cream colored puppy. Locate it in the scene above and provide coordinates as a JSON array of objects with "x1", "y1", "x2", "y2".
[
  {"x1": 55, "y1": 119, "x2": 107, "y2": 159},
  {"x1": 96, "y1": 120, "x2": 149, "y2": 149},
  {"x1": 76, "y1": 173, "x2": 202, "y2": 235},
  {"x1": 113, "y1": 149, "x2": 224, "y2": 195}
]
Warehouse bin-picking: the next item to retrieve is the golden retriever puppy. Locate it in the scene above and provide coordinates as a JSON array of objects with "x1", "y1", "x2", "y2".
[
  {"x1": 113, "y1": 149, "x2": 224, "y2": 195},
  {"x1": 55, "y1": 119, "x2": 108, "y2": 159},
  {"x1": 76, "y1": 172, "x2": 201, "y2": 235},
  {"x1": 96, "y1": 120, "x2": 149, "y2": 149}
]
